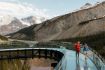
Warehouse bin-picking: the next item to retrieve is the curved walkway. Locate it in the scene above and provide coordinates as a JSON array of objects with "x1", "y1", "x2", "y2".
[
  {"x1": 0, "y1": 47, "x2": 98, "y2": 70},
  {"x1": 0, "y1": 40, "x2": 105, "y2": 70}
]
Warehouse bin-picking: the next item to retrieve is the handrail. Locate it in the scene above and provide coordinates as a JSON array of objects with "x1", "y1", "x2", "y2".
[
  {"x1": 84, "y1": 47, "x2": 105, "y2": 70},
  {"x1": 54, "y1": 48, "x2": 67, "y2": 70},
  {"x1": 54, "y1": 56, "x2": 66, "y2": 70},
  {"x1": 89, "y1": 48, "x2": 105, "y2": 64}
]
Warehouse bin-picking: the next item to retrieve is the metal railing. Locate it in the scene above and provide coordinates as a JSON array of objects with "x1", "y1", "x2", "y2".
[
  {"x1": 81, "y1": 47, "x2": 105, "y2": 70},
  {"x1": 54, "y1": 48, "x2": 67, "y2": 70}
]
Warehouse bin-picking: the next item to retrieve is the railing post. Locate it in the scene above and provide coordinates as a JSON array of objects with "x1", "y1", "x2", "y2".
[
  {"x1": 1, "y1": 55, "x2": 3, "y2": 59},
  {"x1": 38, "y1": 49, "x2": 41, "y2": 58},
  {"x1": 32, "y1": 49, "x2": 34, "y2": 59},
  {"x1": 8, "y1": 51, "x2": 11, "y2": 60},
  {"x1": 45, "y1": 49, "x2": 47, "y2": 59},
  {"x1": 50, "y1": 50, "x2": 53, "y2": 59},
  {"x1": 24, "y1": 49, "x2": 27, "y2": 60},
  {"x1": 17, "y1": 50, "x2": 19, "y2": 59}
]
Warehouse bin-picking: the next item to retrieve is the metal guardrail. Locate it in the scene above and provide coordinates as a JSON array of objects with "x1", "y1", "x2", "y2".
[
  {"x1": 54, "y1": 48, "x2": 67, "y2": 70},
  {"x1": 89, "y1": 48, "x2": 105, "y2": 64},
  {"x1": 54, "y1": 56, "x2": 66, "y2": 70},
  {"x1": 84, "y1": 47, "x2": 105, "y2": 70}
]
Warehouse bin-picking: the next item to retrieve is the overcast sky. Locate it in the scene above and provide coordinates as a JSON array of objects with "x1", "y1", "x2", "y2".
[{"x1": 0, "y1": 0, "x2": 104, "y2": 19}]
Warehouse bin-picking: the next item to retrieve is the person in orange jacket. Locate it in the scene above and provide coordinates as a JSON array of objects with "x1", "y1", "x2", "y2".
[{"x1": 74, "y1": 41, "x2": 81, "y2": 60}]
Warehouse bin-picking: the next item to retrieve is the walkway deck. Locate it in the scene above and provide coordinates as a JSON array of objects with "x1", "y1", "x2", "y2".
[{"x1": 63, "y1": 50, "x2": 97, "y2": 70}]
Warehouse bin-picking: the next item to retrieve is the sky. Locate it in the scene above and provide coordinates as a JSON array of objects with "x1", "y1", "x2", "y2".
[{"x1": 0, "y1": 0, "x2": 104, "y2": 19}]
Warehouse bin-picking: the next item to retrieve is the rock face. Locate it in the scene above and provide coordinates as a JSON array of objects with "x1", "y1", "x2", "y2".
[
  {"x1": 0, "y1": 16, "x2": 45, "y2": 35},
  {"x1": 0, "y1": 35, "x2": 8, "y2": 40},
  {"x1": 10, "y1": 2, "x2": 105, "y2": 42},
  {"x1": 0, "y1": 18, "x2": 28, "y2": 35},
  {"x1": 22, "y1": 16, "x2": 45, "y2": 25},
  {"x1": 0, "y1": 15, "x2": 13, "y2": 26},
  {"x1": 80, "y1": 3, "x2": 92, "y2": 9}
]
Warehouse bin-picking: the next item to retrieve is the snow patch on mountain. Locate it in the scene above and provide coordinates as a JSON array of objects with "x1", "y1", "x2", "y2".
[
  {"x1": 0, "y1": 15, "x2": 14, "y2": 26},
  {"x1": 80, "y1": 3, "x2": 92, "y2": 10},
  {"x1": 22, "y1": 16, "x2": 46, "y2": 25}
]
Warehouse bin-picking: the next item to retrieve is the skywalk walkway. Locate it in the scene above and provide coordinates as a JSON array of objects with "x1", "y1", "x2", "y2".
[
  {"x1": 56, "y1": 50, "x2": 97, "y2": 70},
  {"x1": 0, "y1": 41, "x2": 105, "y2": 70}
]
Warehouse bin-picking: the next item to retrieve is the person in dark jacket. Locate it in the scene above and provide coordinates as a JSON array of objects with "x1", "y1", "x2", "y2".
[{"x1": 83, "y1": 43, "x2": 89, "y2": 56}]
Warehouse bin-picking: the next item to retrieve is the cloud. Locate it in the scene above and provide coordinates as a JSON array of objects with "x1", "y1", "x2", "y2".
[
  {"x1": 0, "y1": 2, "x2": 49, "y2": 19},
  {"x1": 10, "y1": 0, "x2": 17, "y2": 2},
  {"x1": 95, "y1": 0, "x2": 105, "y2": 2}
]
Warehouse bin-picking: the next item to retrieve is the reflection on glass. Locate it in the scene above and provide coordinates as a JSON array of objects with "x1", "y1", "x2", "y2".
[
  {"x1": 84, "y1": 57, "x2": 88, "y2": 70},
  {"x1": 76, "y1": 55, "x2": 80, "y2": 70}
]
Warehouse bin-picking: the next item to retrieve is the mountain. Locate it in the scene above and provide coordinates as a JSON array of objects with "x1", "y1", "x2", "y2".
[
  {"x1": 80, "y1": 3, "x2": 92, "y2": 9},
  {"x1": 0, "y1": 15, "x2": 14, "y2": 26},
  {"x1": 22, "y1": 16, "x2": 46, "y2": 25},
  {"x1": 0, "y1": 17, "x2": 28, "y2": 35},
  {"x1": 10, "y1": 1, "x2": 105, "y2": 41},
  {"x1": 0, "y1": 15, "x2": 45, "y2": 35}
]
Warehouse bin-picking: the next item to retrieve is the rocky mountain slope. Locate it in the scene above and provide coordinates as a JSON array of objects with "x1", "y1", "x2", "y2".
[
  {"x1": 80, "y1": 3, "x2": 92, "y2": 9},
  {"x1": 22, "y1": 16, "x2": 45, "y2": 25},
  {"x1": 10, "y1": 2, "x2": 105, "y2": 42},
  {"x1": 0, "y1": 35, "x2": 8, "y2": 41},
  {"x1": 0, "y1": 15, "x2": 45, "y2": 35},
  {"x1": 0, "y1": 17, "x2": 28, "y2": 35}
]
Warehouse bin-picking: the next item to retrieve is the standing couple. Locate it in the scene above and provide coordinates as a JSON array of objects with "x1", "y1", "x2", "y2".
[
  {"x1": 74, "y1": 41, "x2": 89, "y2": 60},
  {"x1": 75, "y1": 41, "x2": 89, "y2": 70}
]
